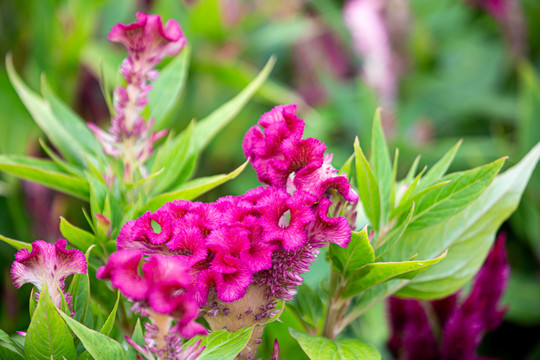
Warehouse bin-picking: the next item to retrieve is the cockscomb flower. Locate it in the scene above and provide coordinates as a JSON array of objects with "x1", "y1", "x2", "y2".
[
  {"x1": 387, "y1": 234, "x2": 510, "y2": 360},
  {"x1": 89, "y1": 12, "x2": 186, "y2": 181},
  {"x1": 10, "y1": 239, "x2": 87, "y2": 310}
]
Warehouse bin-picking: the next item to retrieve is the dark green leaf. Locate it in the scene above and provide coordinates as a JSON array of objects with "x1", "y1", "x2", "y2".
[
  {"x1": 0, "y1": 329, "x2": 24, "y2": 359},
  {"x1": 68, "y1": 246, "x2": 93, "y2": 324},
  {"x1": 289, "y1": 328, "x2": 380, "y2": 360},
  {"x1": 25, "y1": 284, "x2": 77, "y2": 360}
]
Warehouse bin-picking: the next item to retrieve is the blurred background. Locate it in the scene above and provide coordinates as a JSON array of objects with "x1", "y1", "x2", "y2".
[{"x1": 0, "y1": 0, "x2": 539, "y2": 358}]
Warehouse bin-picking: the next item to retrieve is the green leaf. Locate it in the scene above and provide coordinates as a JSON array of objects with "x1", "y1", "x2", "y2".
[
  {"x1": 375, "y1": 203, "x2": 415, "y2": 260},
  {"x1": 289, "y1": 328, "x2": 380, "y2": 360},
  {"x1": 68, "y1": 246, "x2": 93, "y2": 324},
  {"x1": 99, "y1": 291, "x2": 120, "y2": 336},
  {"x1": 145, "y1": 161, "x2": 248, "y2": 211},
  {"x1": 0, "y1": 234, "x2": 31, "y2": 251},
  {"x1": 518, "y1": 61, "x2": 540, "y2": 155},
  {"x1": 150, "y1": 46, "x2": 191, "y2": 129},
  {"x1": 6, "y1": 55, "x2": 87, "y2": 167},
  {"x1": 191, "y1": 57, "x2": 275, "y2": 155},
  {"x1": 354, "y1": 138, "x2": 381, "y2": 231},
  {"x1": 126, "y1": 319, "x2": 144, "y2": 360},
  {"x1": 0, "y1": 155, "x2": 89, "y2": 200},
  {"x1": 504, "y1": 272, "x2": 540, "y2": 325},
  {"x1": 184, "y1": 327, "x2": 253, "y2": 360},
  {"x1": 150, "y1": 121, "x2": 194, "y2": 194},
  {"x1": 290, "y1": 284, "x2": 324, "y2": 330},
  {"x1": 0, "y1": 329, "x2": 24, "y2": 359},
  {"x1": 342, "y1": 251, "x2": 447, "y2": 298},
  {"x1": 329, "y1": 228, "x2": 374, "y2": 277},
  {"x1": 395, "y1": 143, "x2": 540, "y2": 298},
  {"x1": 370, "y1": 109, "x2": 392, "y2": 224},
  {"x1": 417, "y1": 140, "x2": 462, "y2": 192},
  {"x1": 60, "y1": 217, "x2": 95, "y2": 252},
  {"x1": 39, "y1": 139, "x2": 85, "y2": 178},
  {"x1": 29, "y1": 287, "x2": 37, "y2": 317},
  {"x1": 407, "y1": 157, "x2": 506, "y2": 231},
  {"x1": 25, "y1": 284, "x2": 77, "y2": 360},
  {"x1": 56, "y1": 308, "x2": 126, "y2": 360}
]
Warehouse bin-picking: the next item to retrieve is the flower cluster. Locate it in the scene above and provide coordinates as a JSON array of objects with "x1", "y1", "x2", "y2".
[
  {"x1": 89, "y1": 12, "x2": 186, "y2": 179},
  {"x1": 387, "y1": 234, "x2": 510, "y2": 360},
  {"x1": 10, "y1": 239, "x2": 87, "y2": 313},
  {"x1": 97, "y1": 104, "x2": 358, "y2": 357}
]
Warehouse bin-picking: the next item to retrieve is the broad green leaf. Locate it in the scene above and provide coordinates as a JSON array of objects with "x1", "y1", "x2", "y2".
[
  {"x1": 68, "y1": 246, "x2": 93, "y2": 324},
  {"x1": 60, "y1": 217, "x2": 95, "y2": 252},
  {"x1": 354, "y1": 138, "x2": 381, "y2": 231},
  {"x1": 417, "y1": 140, "x2": 462, "y2": 192},
  {"x1": 329, "y1": 228, "x2": 373, "y2": 277},
  {"x1": 0, "y1": 155, "x2": 89, "y2": 200},
  {"x1": 0, "y1": 329, "x2": 24, "y2": 359},
  {"x1": 370, "y1": 109, "x2": 392, "y2": 224},
  {"x1": 342, "y1": 251, "x2": 447, "y2": 298},
  {"x1": 407, "y1": 157, "x2": 505, "y2": 231},
  {"x1": 6, "y1": 55, "x2": 86, "y2": 167},
  {"x1": 126, "y1": 319, "x2": 144, "y2": 360},
  {"x1": 191, "y1": 57, "x2": 275, "y2": 155},
  {"x1": 289, "y1": 328, "x2": 380, "y2": 360},
  {"x1": 145, "y1": 161, "x2": 248, "y2": 211},
  {"x1": 375, "y1": 203, "x2": 415, "y2": 260},
  {"x1": 25, "y1": 284, "x2": 77, "y2": 360},
  {"x1": 184, "y1": 327, "x2": 253, "y2": 360},
  {"x1": 150, "y1": 46, "x2": 191, "y2": 129},
  {"x1": 150, "y1": 121, "x2": 194, "y2": 194},
  {"x1": 99, "y1": 291, "x2": 120, "y2": 336},
  {"x1": 0, "y1": 234, "x2": 31, "y2": 251},
  {"x1": 395, "y1": 143, "x2": 540, "y2": 298},
  {"x1": 56, "y1": 308, "x2": 126, "y2": 360}
]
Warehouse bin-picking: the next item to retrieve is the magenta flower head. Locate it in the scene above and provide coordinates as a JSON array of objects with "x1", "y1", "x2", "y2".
[{"x1": 10, "y1": 239, "x2": 87, "y2": 309}]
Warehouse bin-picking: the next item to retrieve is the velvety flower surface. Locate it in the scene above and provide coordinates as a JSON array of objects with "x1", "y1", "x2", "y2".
[
  {"x1": 387, "y1": 234, "x2": 510, "y2": 360},
  {"x1": 11, "y1": 239, "x2": 87, "y2": 308}
]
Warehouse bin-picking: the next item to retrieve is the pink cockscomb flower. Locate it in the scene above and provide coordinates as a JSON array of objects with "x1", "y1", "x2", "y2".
[{"x1": 11, "y1": 239, "x2": 87, "y2": 309}]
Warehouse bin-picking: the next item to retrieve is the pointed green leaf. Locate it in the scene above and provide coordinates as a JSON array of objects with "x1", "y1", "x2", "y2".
[
  {"x1": 126, "y1": 319, "x2": 144, "y2": 360},
  {"x1": 56, "y1": 308, "x2": 126, "y2": 360},
  {"x1": 60, "y1": 217, "x2": 95, "y2": 252},
  {"x1": 289, "y1": 328, "x2": 380, "y2": 360},
  {"x1": 0, "y1": 155, "x2": 89, "y2": 200},
  {"x1": 370, "y1": 109, "x2": 392, "y2": 223},
  {"x1": 99, "y1": 291, "x2": 120, "y2": 336},
  {"x1": 407, "y1": 157, "x2": 506, "y2": 231},
  {"x1": 329, "y1": 227, "x2": 374, "y2": 277},
  {"x1": 145, "y1": 161, "x2": 248, "y2": 211},
  {"x1": 342, "y1": 251, "x2": 447, "y2": 298},
  {"x1": 191, "y1": 57, "x2": 275, "y2": 154},
  {"x1": 0, "y1": 234, "x2": 31, "y2": 251},
  {"x1": 0, "y1": 329, "x2": 24, "y2": 359},
  {"x1": 354, "y1": 138, "x2": 381, "y2": 231},
  {"x1": 39, "y1": 139, "x2": 84, "y2": 178},
  {"x1": 394, "y1": 143, "x2": 540, "y2": 298},
  {"x1": 184, "y1": 327, "x2": 253, "y2": 360},
  {"x1": 67, "y1": 246, "x2": 93, "y2": 325},
  {"x1": 417, "y1": 140, "x2": 462, "y2": 192},
  {"x1": 25, "y1": 284, "x2": 77, "y2": 360},
  {"x1": 150, "y1": 46, "x2": 191, "y2": 129},
  {"x1": 6, "y1": 55, "x2": 87, "y2": 167}
]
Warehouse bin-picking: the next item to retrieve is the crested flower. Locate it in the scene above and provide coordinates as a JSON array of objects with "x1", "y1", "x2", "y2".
[
  {"x1": 89, "y1": 12, "x2": 187, "y2": 182},
  {"x1": 10, "y1": 239, "x2": 87, "y2": 310},
  {"x1": 387, "y1": 233, "x2": 510, "y2": 360}
]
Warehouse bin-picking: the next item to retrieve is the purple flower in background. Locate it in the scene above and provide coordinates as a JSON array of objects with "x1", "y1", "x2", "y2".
[
  {"x1": 89, "y1": 13, "x2": 186, "y2": 181},
  {"x1": 387, "y1": 234, "x2": 510, "y2": 360},
  {"x1": 10, "y1": 239, "x2": 87, "y2": 310}
]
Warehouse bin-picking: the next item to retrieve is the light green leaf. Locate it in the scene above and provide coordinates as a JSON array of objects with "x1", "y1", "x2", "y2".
[
  {"x1": 417, "y1": 140, "x2": 462, "y2": 192},
  {"x1": 6, "y1": 55, "x2": 87, "y2": 167},
  {"x1": 395, "y1": 143, "x2": 540, "y2": 298},
  {"x1": 0, "y1": 329, "x2": 24, "y2": 359},
  {"x1": 184, "y1": 327, "x2": 253, "y2": 360},
  {"x1": 39, "y1": 139, "x2": 85, "y2": 178},
  {"x1": 342, "y1": 251, "x2": 447, "y2": 298},
  {"x1": 25, "y1": 284, "x2": 77, "y2": 360},
  {"x1": 407, "y1": 157, "x2": 506, "y2": 231},
  {"x1": 99, "y1": 291, "x2": 120, "y2": 336},
  {"x1": 0, "y1": 234, "x2": 31, "y2": 251},
  {"x1": 60, "y1": 217, "x2": 95, "y2": 252},
  {"x1": 329, "y1": 228, "x2": 374, "y2": 277},
  {"x1": 375, "y1": 203, "x2": 415, "y2": 260},
  {"x1": 0, "y1": 155, "x2": 89, "y2": 200},
  {"x1": 191, "y1": 57, "x2": 275, "y2": 154},
  {"x1": 150, "y1": 46, "x2": 191, "y2": 129},
  {"x1": 354, "y1": 138, "x2": 381, "y2": 231},
  {"x1": 145, "y1": 161, "x2": 248, "y2": 211},
  {"x1": 370, "y1": 109, "x2": 392, "y2": 224},
  {"x1": 289, "y1": 328, "x2": 380, "y2": 360},
  {"x1": 126, "y1": 319, "x2": 144, "y2": 360},
  {"x1": 56, "y1": 308, "x2": 126, "y2": 360}
]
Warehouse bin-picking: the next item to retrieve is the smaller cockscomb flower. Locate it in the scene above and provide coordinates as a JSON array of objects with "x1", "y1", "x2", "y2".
[{"x1": 10, "y1": 239, "x2": 87, "y2": 309}]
